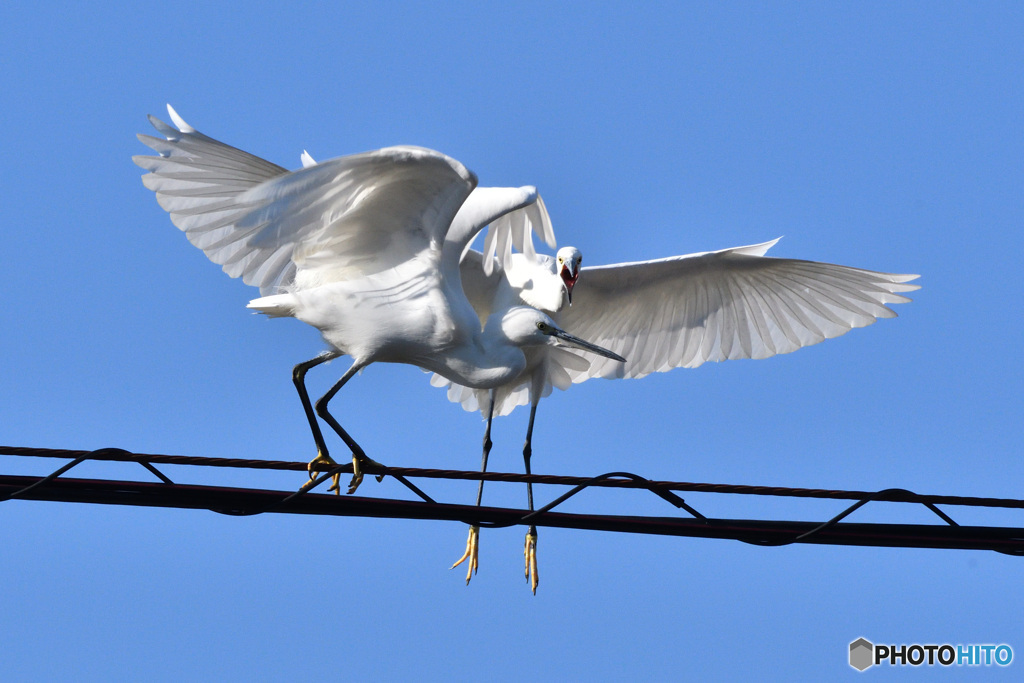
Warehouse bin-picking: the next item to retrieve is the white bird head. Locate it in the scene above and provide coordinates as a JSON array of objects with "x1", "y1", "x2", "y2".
[
  {"x1": 501, "y1": 306, "x2": 624, "y2": 362},
  {"x1": 556, "y1": 246, "x2": 582, "y2": 304}
]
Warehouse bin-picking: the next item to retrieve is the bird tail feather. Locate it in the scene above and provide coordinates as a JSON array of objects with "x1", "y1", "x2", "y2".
[{"x1": 247, "y1": 293, "x2": 296, "y2": 318}]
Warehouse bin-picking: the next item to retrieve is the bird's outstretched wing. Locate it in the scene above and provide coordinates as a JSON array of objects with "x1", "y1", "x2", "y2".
[
  {"x1": 556, "y1": 239, "x2": 920, "y2": 381},
  {"x1": 298, "y1": 151, "x2": 553, "y2": 279},
  {"x1": 134, "y1": 106, "x2": 476, "y2": 294}
]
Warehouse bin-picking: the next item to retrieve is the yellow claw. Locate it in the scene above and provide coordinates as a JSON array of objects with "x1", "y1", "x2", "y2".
[
  {"x1": 307, "y1": 451, "x2": 342, "y2": 495},
  {"x1": 347, "y1": 454, "x2": 364, "y2": 494},
  {"x1": 307, "y1": 451, "x2": 384, "y2": 496},
  {"x1": 524, "y1": 529, "x2": 539, "y2": 594},
  {"x1": 451, "y1": 525, "x2": 480, "y2": 584},
  {"x1": 347, "y1": 454, "x2": 385, "y2": 494}
]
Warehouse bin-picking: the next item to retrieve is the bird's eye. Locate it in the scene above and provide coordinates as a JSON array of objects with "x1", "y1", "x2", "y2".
[
  {"x1": 536, "y1": 321, "x2": 545, "y2": 330},
  {"x1": 557, "y1": 257, "x2": 563, "y2": 264}
]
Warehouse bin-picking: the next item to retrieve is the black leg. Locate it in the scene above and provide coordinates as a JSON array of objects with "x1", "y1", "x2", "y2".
[
  {"x1": 523, "y1": 401, "x2": 539, "y2": 593},
  {"x1": 452, "y1": 391, "x2": 496, "y2": 582},
  {"x1": 311, "y1": 361, "x2": 436, "y2": 501},
  {"x1": 475, "y1": 393, "x2": 496, "y2": 506},
  {"x1": 292, "y1": 351, "x2": 340, "y2": 462},
  {"x1": 314, "y1": 362, "x2": 373, "y2": 494},
  {"x1": 314, "y1": 362, "x2": 366, "y2": 460},
  {"x1": 523, "y1": 401, "x2": 538, "y2": 512}
]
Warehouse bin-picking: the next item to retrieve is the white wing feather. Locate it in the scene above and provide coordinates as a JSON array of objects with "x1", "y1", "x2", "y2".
[
  {"x1": 481, "y1": 193, "x2": 555, "y2": 276},
  {"x1": 556, "y1": 238, "x2": 920, "y2": 382},
  {"x1": 134, "y1": 106, "x2": 476, "y2": 294},
  {"x1": 295, "y1": 149, "x2": 552, "y2": 288}
]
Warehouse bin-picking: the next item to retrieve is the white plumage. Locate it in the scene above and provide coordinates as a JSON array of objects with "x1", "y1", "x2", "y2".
[
  {"x1": 134, "y1": 106, "x2": 623, "y2": 497},
  {"x1": 441, "y1": 237, "x2": 919, "y2": 417},
  {"x1": 135, "y1": 105, "x2": 918, "y2": 594},
  {"x1": 439, "y1": 204, "x2": 918, "y2": 592}
]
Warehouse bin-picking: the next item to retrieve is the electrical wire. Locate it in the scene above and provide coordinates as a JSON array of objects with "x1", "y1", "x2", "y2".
[{"x1": 2, "y1": 445, "x2": 1023, "y2": 554}]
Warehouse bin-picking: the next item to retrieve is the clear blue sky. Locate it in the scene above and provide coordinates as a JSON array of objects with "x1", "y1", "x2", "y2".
[{"x1": 2, "y1": 2, "x2": 1022, "y2": 679}]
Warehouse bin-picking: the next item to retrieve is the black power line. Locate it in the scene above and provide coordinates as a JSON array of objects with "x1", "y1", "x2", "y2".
[{"x1": 2, "y1": 446, "x2": 1023, "y2": 554}]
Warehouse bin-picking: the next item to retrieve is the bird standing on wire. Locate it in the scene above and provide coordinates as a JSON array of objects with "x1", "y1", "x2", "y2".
[{"x1": 134, "y1": 106, "x2": 625, "y2": 496}]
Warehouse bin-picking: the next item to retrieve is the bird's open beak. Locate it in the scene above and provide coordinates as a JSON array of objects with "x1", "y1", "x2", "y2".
[
  {"x1": 549, "y1": 328, "x2": 625, "y2": 362},
  {"x1": 560, "y1": 263, "x2": 579, "y2": 305}
]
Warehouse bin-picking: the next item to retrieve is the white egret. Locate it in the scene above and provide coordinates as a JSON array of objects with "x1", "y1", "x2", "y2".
[
  {"x1": 442, "y1": 229, "x2": 583, "y2": 591},
  {"x1": 133, "y1": 106, "x2": 625, "y2": 495},
  {"x1": 298, "y1": 149, "x2": 569, "y2": 588},
  {"x1": 438, "y1": 223, "x2": 919, "y2": 591}
]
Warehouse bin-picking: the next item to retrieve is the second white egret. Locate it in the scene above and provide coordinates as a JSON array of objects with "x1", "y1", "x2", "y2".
[{"x1": 439, "y1": 219, "x2": 919, "y2": 591}]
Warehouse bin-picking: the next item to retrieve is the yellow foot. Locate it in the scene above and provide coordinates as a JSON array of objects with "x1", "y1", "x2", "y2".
[
  {"x1": 450, "y1": 525, "x2": 480, "y2": 584},
  {"x1": 347, "y1": 454, "x2": 385, "y2": 495},
  {"x1": 524, "y1": 528, "x2": 539, "y2": 594},
  {"x1": 307, "y1": 451, "x2": 342, "y2": 494}
]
